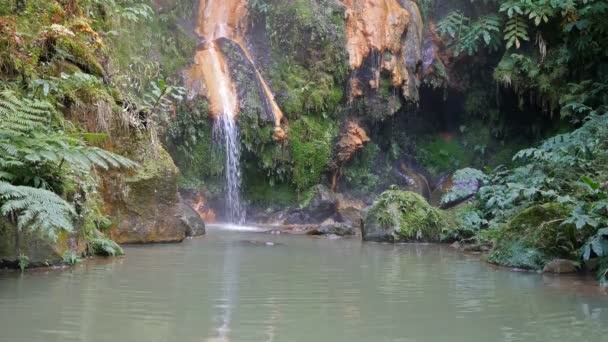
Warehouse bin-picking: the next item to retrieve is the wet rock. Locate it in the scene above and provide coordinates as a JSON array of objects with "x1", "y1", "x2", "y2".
[
  {"x1": 337, "y1": 206, "x2": 363, "y2": 233},
  {"x1": 396, "y1": 161, "x2": 432, "y2": 199},
  {"x1": 343, "y1": 0, "x2": 419, "y2": 100},
  {"x1": 362, "y1": 190, "x2": 444, "y2": 242},
  {"x1": 284, "y1": 185, "x2": 339, "y2": 224},
  {"x1": 308, "y1": 221, "x2": 356, "y2": 237},
  {"x1": 543, "y1": 259, "x2": 579, "y2": 274},
  {"x1": 450, "y1": 241, "x2": 461, "y2": 249},
  {"x1": 179, "y1": 201, "x2": 206, "y2": 237},
  {"x1": 334, "y1": 122, "x2": 370, "y2": 166}
]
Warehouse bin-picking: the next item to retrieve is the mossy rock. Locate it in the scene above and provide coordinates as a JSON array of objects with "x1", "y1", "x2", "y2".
[
  {"x1": 101, "y1": 141, "x2": 195, "y2": 244},
  {"x1": 362, "y1": 190, "x2": 444, "y2": 242},
  {"x1": 488, "y1": 203, "x2": 581, "y2": 270},
  {"x1": 0, "y1": 219, "x2": 86, "y2": 268}
]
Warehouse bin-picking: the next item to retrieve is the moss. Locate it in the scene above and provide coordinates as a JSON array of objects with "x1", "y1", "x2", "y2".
[
  {"x1": 126, "y1": 145, "x2": 177, "y2": 184},
  {"x1": 244, "y1": 178, "x2": 297, "y2": 207},
  {"x1": 418, "y1": 136, "x2": 473, "y2": 175},
  {"x1": 342, "y1": 142, "x2": 382, "y2": 194},
  {"x1": 289, "y1": 116, "x2": 337, "y2": 191},
  {"x1": 363, "y1": 190, "x2": 444, "y2": 242},
  {"x1": 54, "y1": 36, "x2": 105, "y2": 77},
  {"x1": 488, "y1": 203, "x2": 581, "y2": 270}
]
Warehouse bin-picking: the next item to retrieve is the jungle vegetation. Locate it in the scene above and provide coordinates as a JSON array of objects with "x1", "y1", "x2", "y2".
[{"x1": 0, "y1": 0, "x2": 606, "y2": 284}]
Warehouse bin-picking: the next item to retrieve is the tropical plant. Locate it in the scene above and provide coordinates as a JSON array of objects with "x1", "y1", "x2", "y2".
[{"x1": 0, "y1": 90, "x2": 136, "y2": 241}]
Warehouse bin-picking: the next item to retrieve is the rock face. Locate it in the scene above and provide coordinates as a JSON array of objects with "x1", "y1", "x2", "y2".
[
  {"x1": 543, "y1": 259, "x2": 578, "y2": 274},
  {"x1": 335, "y1": 122, "x2": 370, "y2": 165},
  {"x1": 343, "y1": 0, "x2": 423, "y2": 100},
  {"x1": 179, "y1": 202, "x2": 206, "y2": 237},
  {"x1": 102, "y1": 146, "x2": 194, "y2": 244},
  {"x1": 0, "y1": 219, "x2": 85, "y2": 267},
  {"x1": 362, "y1": 190, "x2": 444, "y2": 242}
]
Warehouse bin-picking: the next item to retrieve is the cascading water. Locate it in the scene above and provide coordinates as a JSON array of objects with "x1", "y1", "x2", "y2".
[
  {"x1": 187, "y1": 0, "x2": 285, "y2": 224},
  {"x1": 214, "y1": 114, "x2": 245, "y2": 224}
]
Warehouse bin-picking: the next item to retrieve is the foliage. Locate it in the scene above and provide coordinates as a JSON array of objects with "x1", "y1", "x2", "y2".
[
  {"x1": 441, "y1": 168, "x2": 488, "y2": 206},
  {"x1": 436, "y1": 0, "x2": 608, "y2": 122},
  {"x1": 418, "y1": 136, "x2": 473, "y2": 175},
  {"x1": 17, "y1": 253, "x2": 29, "y2": 272},
  {"x1": 0, "y1": 90, "x2": 135, "y2": 244},
  {"x1": 90, "y1": 236, "x2": 123, "y2": 256},
  {"x1": 466, "y1": 109, "x2": 608, "y2": 277},
  {"x1": 342, "y1": 143, "x2": 382, "y2": 194},
  {"x1": 63, "y1": 250, "x2": 81, "y2": 265},
  {"x1": 289, "y1": 116, "x2": 337, "y2": 191},
  {"x1": 442, "y1": 204, "x2": 488, "y2": 242}
]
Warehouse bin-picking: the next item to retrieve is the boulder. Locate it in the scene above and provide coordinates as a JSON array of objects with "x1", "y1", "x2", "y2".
[
  {"x1": 179, "y1": 201, "x2": 206, "y2": 237},
  {"x1": 337, "y1": 206, "x2": 363, "y2": 233},
  {"x1": 362, "y1": 190, "x2": 444, "y2": 242},
  {"x1": 543, "y1": 259, "x2": 579, "y2": 274},
  {"x1": 0, "y1": 219, "x2": 86, "y2": 267},
  {"x1": 102, "y1": 146, "x2": 188, "y2": 244},
  {"x1": 308, "y1": 221, "x2": 357, "y2": 236},
  {"x1": 285, "y1": 185, "x2": 339, "y2": 224},
  {"x1": 430, "y1": 168, "x2": 483, "y2": 208},
  {"x1": 488, "y1": 203, "x2": 582, "y2": 270}
]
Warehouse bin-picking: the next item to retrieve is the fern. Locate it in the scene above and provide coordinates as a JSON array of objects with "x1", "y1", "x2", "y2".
[
  {"x1": 0, "y1": 91, "x2": 137, "y2": 240},
  {"x1": 503, "y1": 16, "x2": 529, "y2": 49},
  {"x1": 0, "y1": 90, "x2": 57, "y2": 136},
  {"x1": 0, "y1": 181, "x2": 75, "y2": 240}
]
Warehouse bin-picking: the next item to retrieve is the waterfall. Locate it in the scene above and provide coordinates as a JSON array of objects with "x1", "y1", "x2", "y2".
[
  {"x1": 214, "y1": 114, "x2": 245, "y2": 224},
  {"x1": 187, "y1": 0, "x2": 286, "y2": 223}
]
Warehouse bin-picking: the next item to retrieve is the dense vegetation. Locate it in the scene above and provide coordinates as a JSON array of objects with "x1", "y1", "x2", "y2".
[
  {"x1": 432, "y1": 0, "x2": 608, "y2": 283},
  {"x1": 0, "y1": 0, "x2": 189, "y2": 267}
]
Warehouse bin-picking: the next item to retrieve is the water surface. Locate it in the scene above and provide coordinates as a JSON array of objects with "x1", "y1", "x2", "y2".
[{"x1": 1, "y1": 229, "x2": 607, "y2": 342}]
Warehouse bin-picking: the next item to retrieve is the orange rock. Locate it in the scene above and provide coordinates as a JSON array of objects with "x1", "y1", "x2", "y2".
[
  {"x1": 186, "y1": 0, "x2": 284, "y2": 135},
  {"x1": 335, "y1": 121, "x2": 370, "y2": 165},
  {"x1": 343, "y1": 0, "x2": 424, "y2": 100}
]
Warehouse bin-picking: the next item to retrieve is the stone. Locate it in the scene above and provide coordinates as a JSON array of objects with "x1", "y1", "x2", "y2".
[
  {"x1": 308, "y1": 222, "x2": 357, "y2": 237},
  {"x1": 334, "y1": 122, "x2": 370, "y2": 166},
  {"x1": 362, "y1": 190, "x2": 444, "y2": 242},
  {"x1": 179, "y1": 201, "x2": 206, "y2": 237},
  {"x1": 337, "y1": 206, "x2": 363, "y2": 233},
  {"x1": 102, "y1": 146, "x2": 188, "y2": 244},
  {"x1": 0, "y1": 219, "x2": 86, "y2": 268},
  {"x1": 284, "y1": 185, "x2": 339, "y2": 224},
  {"x1": 543, "y1": 259, "x2": 579, "y2": 274}
]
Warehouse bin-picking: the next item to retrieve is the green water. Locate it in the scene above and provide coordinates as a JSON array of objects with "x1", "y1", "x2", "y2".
[{"x1": 1, "y1": 228, "x2": 607, "y2": 342}]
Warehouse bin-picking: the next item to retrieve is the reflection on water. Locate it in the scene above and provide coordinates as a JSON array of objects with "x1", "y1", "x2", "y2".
[{"x1": 0, "y1": 231, "x2": 607, "y2": 342}]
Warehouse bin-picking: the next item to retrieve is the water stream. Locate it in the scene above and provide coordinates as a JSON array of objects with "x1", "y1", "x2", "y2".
[
  {"x1": 1, "y1": 229, "x2": 607, "y2": 342},
  {"x1": 214, "y1": 114, "x2": 245, "y2": 224}
]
